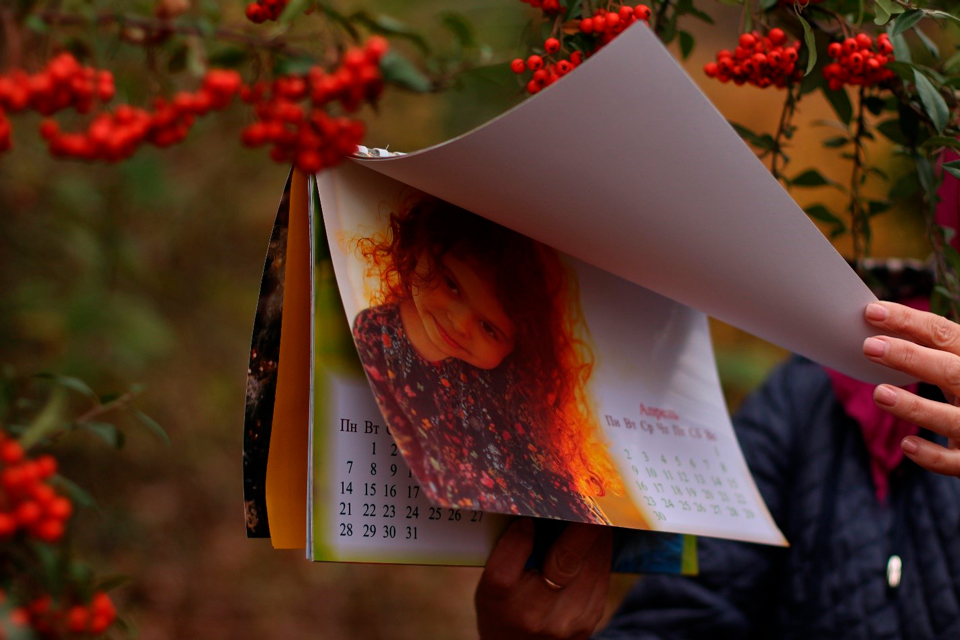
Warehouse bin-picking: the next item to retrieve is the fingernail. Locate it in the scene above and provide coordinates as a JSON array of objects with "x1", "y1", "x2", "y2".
[
  {"x1": 902, "y1": 437, "x2": 920, "y2": 454},
  {"x1": 863, "y1": 337, "x2": 888, "y2": 357},
  {"x1": 874, "y1": 385, "x2": 898, "y2": 406},
  {"x1": 865, "y1": 303, "x2": 888, "y2": 322}
]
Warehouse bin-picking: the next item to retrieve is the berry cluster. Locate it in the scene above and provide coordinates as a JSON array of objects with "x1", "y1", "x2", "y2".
[
  {"x1": 823, "y1": 33, "x2": 895, "y2": 90},
  {"x1": 519, "y1": 0, "x2": 564, "y2": 14},
  {"x1": 6, "y1": 591, "x2": 117, "y2": 638},
  {"x1": 0, "y1": 437, "x2": 72, "y2": 544},
  {"x1": 241, "y1": 37, "x2": 387, "y2": 173},
  {"x1": 579, "y1": 4, "x2": 652, "y2": 47},
  {"x1": 0, "y1": 53, "x2": 115, "y2": 117},
  {"x1": 244, "y1": 0, "x2": 290, "y2": 23},
  {"x1": 42, "y1": 69, "x2": 242, "y2": 162},
  {"x1": 703, "y1": 29, "x2": 802, "y2": 88},
  {"x1": 509, "y1": 41, "x2": 584, "y2": 95},
  {"x1": 510, "y1": 5, "x2": 651, "y2": 95}
]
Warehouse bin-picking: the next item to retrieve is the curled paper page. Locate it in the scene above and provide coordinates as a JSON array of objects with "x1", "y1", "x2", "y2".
[{"x1": 354, "y1": 22, "x2": 909, "y2": 385}]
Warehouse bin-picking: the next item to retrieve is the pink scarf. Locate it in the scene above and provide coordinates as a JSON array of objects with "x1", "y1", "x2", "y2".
[{"x1": 826, "y1": 150, "x2": 959, "y2": 502}]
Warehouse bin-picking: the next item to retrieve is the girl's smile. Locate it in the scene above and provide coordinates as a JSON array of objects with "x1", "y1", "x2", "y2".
[{"x1": 400, "y1": 250, "x2": 517, "y2": 370}]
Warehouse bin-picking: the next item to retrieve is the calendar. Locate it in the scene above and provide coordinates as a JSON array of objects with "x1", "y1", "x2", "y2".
[
  {"x1": 311, "y1": 160, "x2": 786, "y2": 550},
  {"x1": 243, "y1": 22, "x2": 908, "y2": 569}
]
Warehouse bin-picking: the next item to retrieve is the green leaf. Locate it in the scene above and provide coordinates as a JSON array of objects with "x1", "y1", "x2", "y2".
[
  {"x1": 797, "y1": 15, "x2": 817, "y2": 76},
  {"x1": 19, "y1": 390, "x2": 67, "y2": 450},
  {"x1": 729, "y1": 122, "x2": 777, "y2": 150},
  {"x1": 868, "y1": 200, "x2": 892, "y2": 216},
  {"x1": 439, "y1": 11, "x2": 476, "y2": 50},
  {"x1": 805, "y1": 204, "x2": 843, "y2": 225},
  {"x1": 83, "y1": 422, "x2": 125, "y2": 449},
  {"x1": 50, "y1": 475, "x2": 99, "y2": 510},
  {"x1": 945, "y1": 51, "x2": 960, "y2": 75},
  {"x1": 761, "y1": 0, "x2": 779, "y2": 9},
  {"x1": 824, "y1": 136, "x2": 850, "y2": 148},
  {"x1": 94, "y1": 574, "x2": 133, "y2": 592},
  {"x1": 914, "y1": 69, "x2": 949, "y2": 133},
  {"x1": 920, "y1": 136, "x2": 960, "y2": 152},
  {"x1": 925, "y1": 9, "x2": 960, "y2": 26},
  {"x1": 24, "y1": 15, "x2": 48, "y2": 33},
  {"x1": 208, "y1": 47, "x2": 249, "y2": 69},
  {"x1": 679, "y1": 30, "x2": 695, "y2": 59},
  {"x1": 133, "y1": 410, "x2": 170, "y2": 446},
  {"x1": 379, "y1": 51, "x2": 432, "y2": 93},
  {"x1": 890, "y1": 172, "x2": 920, "y2": 199},
  {"x1": 889, "y1": 29, "x2": 912, "y2": 64},
  {"x1": 350, "y1": 11, "x2": 431, "y2": 56},
  {"x1": 823, "y1": 87, "x2": 853, "y2": 125},
  {"x1": 891, "y1": 10, "x2": 924, "y2": 37},
  {"x1": 914, "y1": 27, "x2": 940, "y2": 61},
  {"x1": 279, "y1": 0, "x2": 311, "y2": 26},
  {"x1": 35, "y1": 373, "x2": 97, "y2": 399},
  {"x1": 863, "y1": 96, "x2": 887, "y2": 116},
  {"x1": 791, "y1": 169, "x2": 832, "y2": 187},
  {"x1": 875, "y1": 0, "x2": 905, "y2": 25},
  {"x1": 944, "y1": 159, "x2": 960, "y2": 180}
]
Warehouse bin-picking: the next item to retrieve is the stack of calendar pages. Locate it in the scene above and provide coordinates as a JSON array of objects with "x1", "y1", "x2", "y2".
[{"x1": 242, "y1": 23, "x2": 901, "y2": 572}]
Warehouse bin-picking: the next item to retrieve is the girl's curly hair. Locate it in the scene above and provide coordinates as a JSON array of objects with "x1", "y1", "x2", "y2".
[{"x1": 355, "y1": 196, "x2": 623, "y2": 498}]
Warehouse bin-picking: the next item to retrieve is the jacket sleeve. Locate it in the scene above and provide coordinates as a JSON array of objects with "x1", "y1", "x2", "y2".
[{"x1": 595, "y1": 358, "x2": 819, "y2": 639}]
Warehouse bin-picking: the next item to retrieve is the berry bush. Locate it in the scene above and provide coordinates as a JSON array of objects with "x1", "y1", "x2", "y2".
[{"x1": 2, "y1": 0, "x2": 960, "y2": 635}]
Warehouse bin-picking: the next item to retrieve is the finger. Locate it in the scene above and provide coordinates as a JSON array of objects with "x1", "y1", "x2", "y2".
[
  {"x1": 865, "y1": 302, "x2": 960, "y2": 356},
  {"x1": 873, "y1": 385, "x2": 960, "y2": 441},
  {"x1": 863, "y1": 336, "x2": 960, "y2": 396},
  {"x1": 542, "y1": 523, "x2": 603, "y2": 589},
  {"x1": 569, "y1": 532, "x2": 613, "y2": 636},
  {"x1": 548, "y1": 534, "x2": 612, "y2": 640},
  {"x1": 902, "y1": 436, "x2": 960, "y2": 477},
  {"x1": 478, "y1": 518, "x2": 536, "y2": 597}
]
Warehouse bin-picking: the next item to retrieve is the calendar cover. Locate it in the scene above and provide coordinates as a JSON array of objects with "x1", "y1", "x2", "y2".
[{"x1": 243, "y1": 170, "x2": 700, "y2": 574}]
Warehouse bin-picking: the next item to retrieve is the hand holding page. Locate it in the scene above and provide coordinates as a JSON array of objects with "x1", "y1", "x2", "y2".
[{"x1": 354, "y1": 22, "x2": 908, "y2": 385}]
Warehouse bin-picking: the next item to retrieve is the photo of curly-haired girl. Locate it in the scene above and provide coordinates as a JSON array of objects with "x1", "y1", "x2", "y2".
[{"x1": 350, "y1": 195, "x2": 627, "y2": 523}]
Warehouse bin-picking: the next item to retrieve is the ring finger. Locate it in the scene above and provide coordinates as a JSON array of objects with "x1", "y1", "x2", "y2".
[
  {"x1": 864, "y1": 336, "x2": 960, "y2": 396},
  {"x1": 873, "y1": 384, "x2": 960, "y2": 441}
]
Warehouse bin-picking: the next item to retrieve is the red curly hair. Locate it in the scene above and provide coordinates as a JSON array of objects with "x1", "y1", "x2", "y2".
[{"x1": 355, "y1": 195, "x2": 623, "y2": 498}]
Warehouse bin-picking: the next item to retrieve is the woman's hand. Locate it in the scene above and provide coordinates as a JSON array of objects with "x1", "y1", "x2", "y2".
[
  {"x1": 863, "y1": 301, "x2": 960, "y2": 477},
  {"x1": 475, "y1": 518, "x2": 613, "y2": 640}
]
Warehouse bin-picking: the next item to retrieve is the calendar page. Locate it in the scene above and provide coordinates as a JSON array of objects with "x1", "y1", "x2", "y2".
[
  {"x1": 315, "y1": 162, "x2": 787, "y2": 547},
  {"x1": 307, "y1": 177, "x2": 698, "y2": 572}
]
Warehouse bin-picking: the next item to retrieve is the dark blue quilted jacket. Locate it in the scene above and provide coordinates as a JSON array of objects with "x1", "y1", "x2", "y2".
[{"x1": 597, "y1": 356, "x2": 960, "y2": 639}]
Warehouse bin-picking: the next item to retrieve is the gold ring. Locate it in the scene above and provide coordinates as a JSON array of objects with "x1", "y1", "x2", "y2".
[{"x1": 540, "y1": 575, "x2": 565, "y2": 591}]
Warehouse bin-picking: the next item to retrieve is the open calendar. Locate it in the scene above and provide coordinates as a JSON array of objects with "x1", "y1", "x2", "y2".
[{"x1": 243, "y1": 22, "x2": 900, "y2": 571}]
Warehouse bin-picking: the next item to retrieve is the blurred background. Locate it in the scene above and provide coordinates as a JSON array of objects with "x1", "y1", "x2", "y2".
[{"x1": 0, "y1": 1, "x2": 932, "y2": 638}]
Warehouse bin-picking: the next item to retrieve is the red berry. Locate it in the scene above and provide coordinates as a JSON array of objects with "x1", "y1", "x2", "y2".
[
  {"x1": 15, "y1": 501, "x2": 41, "y2": 527},
  {"x1": 510, "y1": 58, "x2": 526, "y2": 74},
  {"x1": 34, "y1": 518, "x2": 64, "y2": 543},
  {"x1": 739, "y1": 33, "x2": 756, "y2": 48},
  {"x1": 66, "y1": 606, "x2": 88, "y2": 633},
  {"x1": 634, "y1": 5, "x2": 651, "y2": 20},
  {"x1": 768, "y1": 28, "x2": 786, "y2": 45},
  {"x1": 526, "y1": 55, "x2": 544, "y2": 71},
  {"x1": 1, "y1": 441, "x2": 24, "y2": 465},
  {"x1": 0, "y1": 513, "x2": 16, "y2": 537},
  {"x1": 544, "y1": 38, "x2": 560, "y2": 54}
]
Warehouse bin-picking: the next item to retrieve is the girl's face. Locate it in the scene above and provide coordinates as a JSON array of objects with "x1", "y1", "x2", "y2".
[{"x1": 411, "y1": 250, "x2": 516, "y2": 370}]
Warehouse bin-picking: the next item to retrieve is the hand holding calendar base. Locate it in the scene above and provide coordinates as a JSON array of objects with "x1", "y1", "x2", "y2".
[
  {"x1": 863, "y1": 301, "x2": 960, "y2": 477},
  {"x1": 476, "y1": 519, "x2": 612, "y2": 640}
]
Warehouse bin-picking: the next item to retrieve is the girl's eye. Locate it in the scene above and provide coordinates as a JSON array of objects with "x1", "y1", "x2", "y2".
[
  {"x1": 481, "y1": 321, "x2": 498, "y2": 340},
  {"x1": 444, "y1": 276, "x2": 459, "y2": 294}
]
